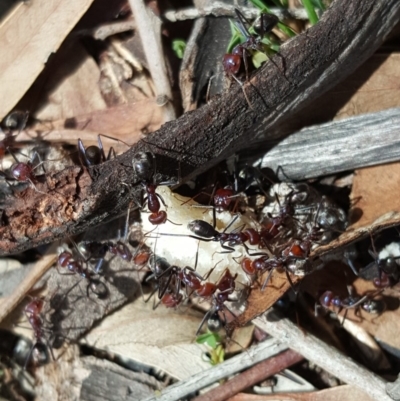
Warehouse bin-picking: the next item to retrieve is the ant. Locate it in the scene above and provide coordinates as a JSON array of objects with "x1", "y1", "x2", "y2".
[
  {"x1": 132, "y1": 151, "x2": 179, "y2": 225},
  {"x1": 0, "y1": 148, "x2": 49, "y2": 195},
  {"x1": 223, "y1": 9, "x2": 280, "y2": 107},
  {"x1": 133, "y1": 247, "x2": 151, "y2": 266},
  {"x1": 196, "y1": 269, "x2": 238, "y2": 335},
  {"x1": 280, "y1": 202, "x2": 328, "y2": 261},
  {"x1": 78, "y1": 135, "x2": 116, "y2": 167},
  {"x1": 223, "y1": 9, "x2": 279, "y2": 81},
  {"x1": 317, "y1": 288, "x2": 385, "y2": 319},
  {"x1": 358, "y1": 234, "x2": 400, "y2": 288},
  {"x1": 241, "y1": 255, "x2": 296, "y2": 291},
  {"x1": 0, "y1": 111, "x2": 29, "y2": 162},
  {"x1": 24, "y1": 297, "x2": 54, "y2": 369},
  {"x1": 77, "y1": 134, "x2": 131, "y2": 167},
  {"x1": 259, "y1": 185, "x2": 309, "y2": 245},
  {"x1": 185, "y1": 214, "x2": 262, "y2": 254},
  {"x1": 57, "y1": 250, "x2": 108, "y2": 299}
]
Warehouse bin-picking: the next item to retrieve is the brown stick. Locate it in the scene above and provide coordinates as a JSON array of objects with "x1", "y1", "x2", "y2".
[
  {"x1": 1, "y1": 0, "x2": 400, "y2": 255},
  {"x1": 192, "y1": 349, "x2": 303, "y2": 401}
]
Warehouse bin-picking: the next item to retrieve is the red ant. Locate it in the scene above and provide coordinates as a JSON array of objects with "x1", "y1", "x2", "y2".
[
  {"x1": 185, "y1": 214, "x2": 263, "y2": 255},
  {"x1": 24, "y1": 297, "x2": 54, "y2": 369},
  {"x1": 132, "y1": 151, "x2": 179, "y2": 226},
  {"x1": 281, "y1": 204, "x2": 326, "y2": 260},
  {"x1": 0, "y1": 147, "x2": 54, "y2": 196},
  {"x1": 223, "y1": 9, "x2": 279, "y2": 81},
  {"x1": 77, "y1": 134, "x2": 132, "y2": 168},
  {"x1": 356, "y1": 234, "x2": 400, "y2": 289},
  {"x1": 196, "y1": 269, "x2": 238, "y2": 335},
  {"x1": 77, "y1": 134, "x2": 117, "y2": 167},
  {"x1": 0, "y1": 111, "x2": 29, "y2": 163},
  {"x1": 317, "y1": 288, "x2": 385, "y2": 319},
  {"x1": 57, "y1": 250, "x2": 108, "y2": 298},
  {"x1": 161, "y1": 292, "x2": 183, "y2": 308},
  {"x1": 260, "y1": 186, "x2": 306, "y2": 243},
  {"x1": 241, "y1": 253, "x2": 299, "y2": 292},
  {"x1": 144, "y1": 255, "x2": 182, "y2": 307}
]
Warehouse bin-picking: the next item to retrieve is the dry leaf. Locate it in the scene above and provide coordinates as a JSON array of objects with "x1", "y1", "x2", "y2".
[
  {"x1": 31, "y1": 100, "x2": 164, "y2": 144},
  {"x1": 349, "y1": 163, "x2": 400, "y2": 229},
  {"x1": 333, "y1": 53, "x2": 400, "y2": 120},
  {"x1": 34, "y1": 43, "x2": 107, "y2": 121},
  {"x1": 84, "y1": 298, "x2": 210, "y2": 380},
  {"x1": 0, "y1": 0, "x2": 96, "y2": 119}
]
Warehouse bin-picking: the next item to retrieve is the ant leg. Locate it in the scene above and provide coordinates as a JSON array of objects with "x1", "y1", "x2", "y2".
[
  {"x1": 230, "y1": 74, "x2": 253, "y2": 110},
  {"x1": 241, "y1": 48, "x2": 250, "y2": 82},
  {"x1": 285, "y1": 269, "x2": 297, "y2": 294},
  {"x1": 98, "y1": 133, "x2": 131, "y2": 149},
  {"x1": 222, "y1": 214, "x2": 240, "y2": 234},
  {"x1": 155, "y1": 192, "x2": 167, "y2": 208},
  {"x1": 196, "y1": 309, "x2": 213, "y2": 336},
  {"x1": 107, "y1": 147, "x2": 117, "y2": 160},
  {"x1": 206, "y1": 75, "x2": 216, "y2": 103},
  {"x1": 77, "y1": 139, "x2": 90, "y2": 167},
  {"x1": 218, "y1": 243, "x2": 235, "y2": 253},
  {"x1": 339, "y1": 309, "x2": 349, "y2": 326},
  {"x1": 261, "y1": 268, "x2": 275, "y2": 291},
  {"x1": 96, "y1": 134, "x2": 106, "y2": 162}
]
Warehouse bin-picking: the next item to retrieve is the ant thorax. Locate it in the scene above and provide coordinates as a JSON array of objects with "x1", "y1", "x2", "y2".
[{"x1": 141, "y1": 186, "x2": 264, "y2": 287}]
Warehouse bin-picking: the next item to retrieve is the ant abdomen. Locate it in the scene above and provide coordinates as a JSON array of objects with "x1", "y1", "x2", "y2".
[
  {"x1": 223, "y1": 54, "x2": 241, "y2": 76},
  {"x1": 243, "y1": 228, "x2": 260, "y2": 245},
  {"x1": 196, "y1": 282, "x2": 217, "y2": 297},
  {"x1": 188, "y1": 220, "x2": 216, "y2": 238},
  {"x1": 149, "y1": 211, "x2": 167, "y2": 225}
]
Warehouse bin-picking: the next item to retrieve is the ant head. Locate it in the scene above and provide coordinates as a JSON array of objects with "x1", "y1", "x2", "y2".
[
  {"x1": 207, "y1": 310, "x2": 222, "y2": 333},
  {"x1": 254, "y1": 13, "x2": 279, "y2": 35},
  {"x1": 132, "y1": 151, "x2": 154, "y2": 181},
  {"x1": 84, "y1": 145, "x2": 103, "y2": 165}
]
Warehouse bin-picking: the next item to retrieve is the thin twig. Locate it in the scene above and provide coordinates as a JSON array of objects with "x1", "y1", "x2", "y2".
[
  {"x1": 128, "y1": 0, "x2": 176, "y2": 122},
  {"x1": 192, "y1": 349, "x2": 303, "y2": 401},
  {"x1": 253, "y1": 310, "x2": 393, "y2": 401},
  {"x1": 163, "y1": 3, "x2": 309, "y2": 22},
  {"x1": 0, "y1": 243, "x2": 58, "y2": 323},
  {"x1": 142, "y1": 338, "x2": 289, "y2": 401},
  {"x1": 75, "y1": 20, "x2": 136, "y2": 41}
]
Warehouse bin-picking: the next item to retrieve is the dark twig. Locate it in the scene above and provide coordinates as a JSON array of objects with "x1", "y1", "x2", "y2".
[
  {"x1": 0, "y1": 0, "x2": 400, "y2": 256},
  {"x1": 192, "y1": 349, "x2": 303, "y2": 401}
]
